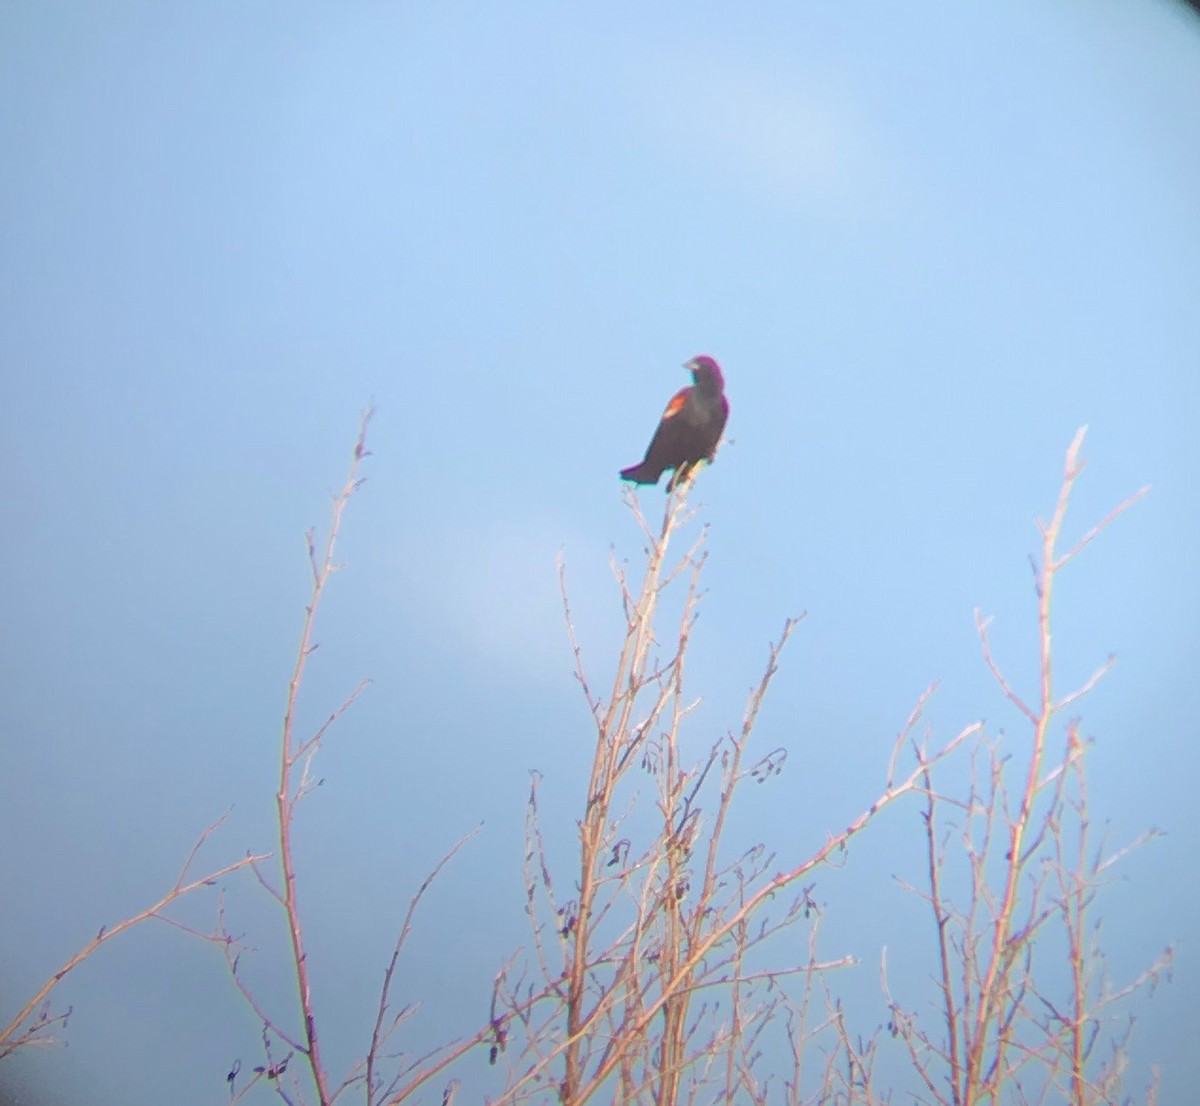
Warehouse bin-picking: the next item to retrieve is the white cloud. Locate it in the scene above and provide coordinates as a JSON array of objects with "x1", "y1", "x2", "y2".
[
  {"x1": 624, "y1": 45, "x2": 902, "y2": 215},
  {"x1": 388, "y1": 515, "x2": 622, "y2": 684}
]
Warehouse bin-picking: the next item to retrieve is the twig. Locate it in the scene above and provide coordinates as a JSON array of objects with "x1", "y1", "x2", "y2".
[{"x1": 1, "y1": 814, "x2": 266, "y2": 1057}]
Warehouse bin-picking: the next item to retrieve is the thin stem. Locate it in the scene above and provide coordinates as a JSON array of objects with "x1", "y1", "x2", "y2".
[{"x1": 277, "y1": 407, "x2": 374, "y2": 1104}]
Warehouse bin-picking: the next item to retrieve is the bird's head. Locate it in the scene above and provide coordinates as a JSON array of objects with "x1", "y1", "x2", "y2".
[{"x1": 687, "y1": 355, "x2": 725, "y2": 394}]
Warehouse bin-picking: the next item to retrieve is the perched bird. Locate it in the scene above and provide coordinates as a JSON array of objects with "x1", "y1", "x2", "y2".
[{"x1": 620, "y1": 355, "x2": 729, "y2": 491}]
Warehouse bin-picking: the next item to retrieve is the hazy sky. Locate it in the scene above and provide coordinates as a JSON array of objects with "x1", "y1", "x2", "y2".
[{"x1": 3, "y1": 3, "x2": 1199, "y2": 1104}]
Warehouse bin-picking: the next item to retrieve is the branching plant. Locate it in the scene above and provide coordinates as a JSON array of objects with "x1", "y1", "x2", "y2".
[
  {"x1": 0, "y1": 814, "x2": 265, "y2": 1060},
  {"x1": 884, "y1": 427, "x2": 1171, "y2": 1106},
  {"x1": 218, "y1": 408, "x2": 502, "y2": 1106},
  {"x1": 488, "y1": 487, "x2": 979, "y2": 1106},
  {"x1": 6, "y1": 419, "x2": 1164, "y2": 1106}
]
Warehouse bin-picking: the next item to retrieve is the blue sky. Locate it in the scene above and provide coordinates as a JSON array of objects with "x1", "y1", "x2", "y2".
[{"x1": 2, "y1": 3, "x2": 1199, "y2": 1103}]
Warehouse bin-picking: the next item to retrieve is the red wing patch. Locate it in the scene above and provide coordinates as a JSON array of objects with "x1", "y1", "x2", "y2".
[{"x1": 661, "y1": 388, "x2": 690, "y2": 420}]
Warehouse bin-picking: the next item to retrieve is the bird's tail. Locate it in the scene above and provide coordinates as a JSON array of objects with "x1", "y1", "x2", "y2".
[{"x1": 620, "y1": 463, "x2": 660, "y2": 486}]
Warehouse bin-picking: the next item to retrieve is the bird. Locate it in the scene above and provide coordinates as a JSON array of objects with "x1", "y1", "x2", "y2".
[{"x1": 620, "y1": 355, "x2": 729, "y2": 492}]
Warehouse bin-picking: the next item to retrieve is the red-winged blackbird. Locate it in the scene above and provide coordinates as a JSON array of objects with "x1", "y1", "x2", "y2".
[{"x1": 620, "y1": 355, "x2": 729, "y2": 492}]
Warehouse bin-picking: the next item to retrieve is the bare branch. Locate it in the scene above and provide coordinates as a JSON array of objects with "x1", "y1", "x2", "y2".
[{"x1": 1, "y1": 816, "x2": 266, "y2": 1058}]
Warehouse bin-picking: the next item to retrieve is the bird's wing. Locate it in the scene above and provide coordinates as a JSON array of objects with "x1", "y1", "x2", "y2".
[{"x1": 661, "y1": 387, "x2": 691, "y2": 420}]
